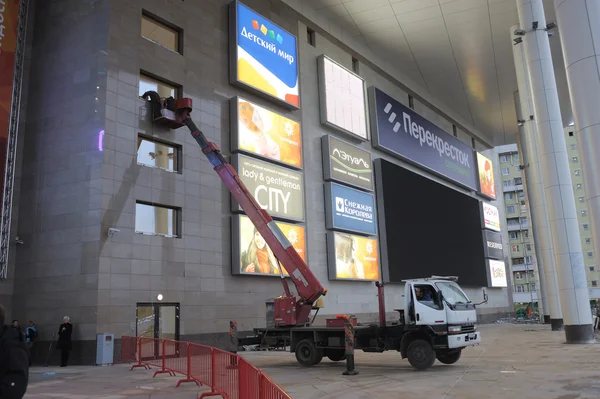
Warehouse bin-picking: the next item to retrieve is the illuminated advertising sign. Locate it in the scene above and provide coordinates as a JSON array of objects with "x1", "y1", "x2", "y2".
[
  {"x1": 317, "y1": 55, "x2": 368, "y2": 140},
  {"x1": 488, "y1": 259, "x2": 508, "y2": 288},
  {"x1": 327, "y1": 231, "x2": 380, "y2": 281},
  {"x1": 321, "y1": 135, "x2": 373, "y2": 191},
  {"x1": 481, "y1": 202, "x2": 501, "y2": 232},
  {"x1": 477, "y1": 152, "x2": 496, "y2": 200},
  {"x1": 369, "y1": 87, "x2": 477, "y2": 190},
  {"x1": 325, "y1": 183, "x2": 377, "y2": 236},
  {"x1": 232, "y1": 214, "x2": 306, "y2": 276},
  {"x1": 229, "y1": 1, "x2": 299, "y2": 109},
  {"x1": 230, "y1": 97, "x2": 302, "y2": 169},
  {"x1": 483, "y1": 230, "x2": 503, "y2": 260},
  {"x1": 232, "y1": 154, "x2": 304, "y2": 221}
]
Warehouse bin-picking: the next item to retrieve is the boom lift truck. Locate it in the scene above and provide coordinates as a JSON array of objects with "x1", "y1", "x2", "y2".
[{"x1": 141, "y1": 92, "x2": 486, "y2": 371}]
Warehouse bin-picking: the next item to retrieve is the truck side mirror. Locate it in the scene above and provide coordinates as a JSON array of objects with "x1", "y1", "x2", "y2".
[{"x1": 474, "y1": 288, "x2": 489, "y2": 306}]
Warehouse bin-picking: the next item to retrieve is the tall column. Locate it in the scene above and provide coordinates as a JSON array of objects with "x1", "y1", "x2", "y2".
[
  {"x1": 553, "y1": 0, "x2": 600, "y2": 311},
  {"x1": 511, "y1": 26, "x2": 563, "y2": 328},
  {"x1": 514, "y1": 92, "x2": 558, "y2": 327},
  {"x1": 516, "y1": 0, "x2": 594, "y2": 343}
]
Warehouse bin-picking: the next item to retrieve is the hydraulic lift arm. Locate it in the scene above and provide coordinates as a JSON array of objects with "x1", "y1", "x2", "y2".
[{"x1": 141, "y1": 91, "x2": 326, "y2": 327}]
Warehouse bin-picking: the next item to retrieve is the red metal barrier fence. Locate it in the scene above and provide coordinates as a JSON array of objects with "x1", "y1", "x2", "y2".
[{"x1": 120, "y1": 336, "x2": 291, "y2": 399}]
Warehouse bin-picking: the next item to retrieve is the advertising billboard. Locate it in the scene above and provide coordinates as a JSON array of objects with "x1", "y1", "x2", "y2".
[
  {"x1": 231, "y1": 97, "x2": 302, "y2": 169},
  {"x1": 317, "y1": 55, "x2": 368, "y2": 140},
  {"x1": 232, "y1": 154, "x2": 304, "y2": 221},
  {"x1": 229, "y1": 1, "x2": 300, "y2": 109},
  {"x1": 488, "y1": 259, "x2": 508, "y2": 288},
  {"x1": 476, "y1": 152, "x2": 496, "y2": 200},
  {"x1": 325, "y1": 183, "x2": 377, "y2": 236},
  {"x1": 481, "y1": 202, "x2": 501, "y2": 232},
  {"x1": 327, "y1": 231, "x2": 380, "y2": 281},
  {"x1": 321, "y1": 135, "x2": 373, "y2": 191},
  {"x1": 232, "y1": 215, "x2": 306, "y2": 276},
  {"x1": 483, "y1": 230, "x2": 503, "y2": 260},
  {"x1": 369, "y1": 87, "x2": 477, "y2": 190}
]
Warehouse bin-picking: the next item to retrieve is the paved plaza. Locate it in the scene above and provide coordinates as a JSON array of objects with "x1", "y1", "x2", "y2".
[{"x1": 24, "y1": 323, "x2": 600, "y2": 399}]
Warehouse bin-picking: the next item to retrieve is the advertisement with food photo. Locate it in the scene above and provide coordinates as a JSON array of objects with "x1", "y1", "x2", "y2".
[{"x1": 236, "y1": 215, "x2": 306, "y2": 276}]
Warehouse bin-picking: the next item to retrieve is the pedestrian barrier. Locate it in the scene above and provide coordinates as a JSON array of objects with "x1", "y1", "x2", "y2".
[{"x1": 120, "y1": 336, "x2": 291, "y2": 399}]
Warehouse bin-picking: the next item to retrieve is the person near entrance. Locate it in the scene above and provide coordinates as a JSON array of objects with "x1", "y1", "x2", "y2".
[{"x1": 57, "y1": 316, "x2": 73, "y2": 367}]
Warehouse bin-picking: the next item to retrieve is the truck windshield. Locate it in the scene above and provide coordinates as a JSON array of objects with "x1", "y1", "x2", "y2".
[{"x1": 435, "y1": 281, "x2": 470, "y2": 305}]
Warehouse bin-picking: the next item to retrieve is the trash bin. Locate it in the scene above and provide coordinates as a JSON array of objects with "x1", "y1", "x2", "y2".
[{"x1": 96, "y1": 333, "x2": 114, "y2": 365}]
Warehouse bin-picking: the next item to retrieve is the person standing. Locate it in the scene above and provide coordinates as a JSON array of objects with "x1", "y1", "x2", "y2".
[
  {"x1": 24, "y1": 321, "x2": 37, "y2": 365},
  {"x1": 57, "y1": 317, "x2": 73, "y2": 367},
  {"x1": 0, "y1": 306, "x2": 29, "y2": 398}
]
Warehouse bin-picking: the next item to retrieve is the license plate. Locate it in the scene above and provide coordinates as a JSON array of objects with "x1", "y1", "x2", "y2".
[{"x1": 468, "y1": 333, "x2": 478, "y2": 341}]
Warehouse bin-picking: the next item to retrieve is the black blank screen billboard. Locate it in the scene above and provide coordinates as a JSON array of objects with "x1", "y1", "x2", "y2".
[{"x1": 375, "y1": 159, "x2": 488, "y2": 287}]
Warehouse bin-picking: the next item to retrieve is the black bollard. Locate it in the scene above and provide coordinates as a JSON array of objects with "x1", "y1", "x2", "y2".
[
  {"x1": 342, "y1": 319, "x2": 359, "y2": 376},
  {"x1": 227, "y1": 320, "x2": 238, "y2": 369}
]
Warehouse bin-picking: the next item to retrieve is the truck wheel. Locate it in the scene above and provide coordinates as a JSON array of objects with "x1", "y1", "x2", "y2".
[
  {"x1": 436, "y1": 350, "x2": 462, "y2": 365},
  {"x1": 406, "y1": 339, "x2": 435, "y2": 371},
  {"x1": 295, "y1": 339, "x2": 323, "y2": 367},
  {"x1": 326, "y1": 349, "x2": 347, "y2": 362}
]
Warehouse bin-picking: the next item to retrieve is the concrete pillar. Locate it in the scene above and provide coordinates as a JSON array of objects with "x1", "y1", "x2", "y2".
[
  {"x1": 516, "y1": 0, "x2": 594, "y2": 343},
  {"x1": 553, "y1": 0, "x2": 600, "y2": 314},
  {"x1": 513, "y1": 91, "x2": 559, "y2": 327},
  {"x1": 511, "y1": 27, "x2": 563, "y2": 327}
]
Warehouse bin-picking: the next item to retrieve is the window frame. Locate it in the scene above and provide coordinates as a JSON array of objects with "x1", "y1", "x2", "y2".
[
  {"x1": 500, "y1": 155, "x2": 508, "y2": 163},
  {"x1": 139, "y1": 70, "x2": 183, "y2": 99},
  {"x1": 135, "y1": 201, "x2": 182, "y2": 238},
  {"x1": 141, "y1": 10, "x2": 184, "y2": 54},
  {"x1": 137, "y1": 134, "x2": 182, "y2": 173}
]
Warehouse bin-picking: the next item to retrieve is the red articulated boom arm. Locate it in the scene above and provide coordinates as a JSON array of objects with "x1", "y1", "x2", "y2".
[{"x1": 141, "y1": 91, "x2": 326, "y2": 327}]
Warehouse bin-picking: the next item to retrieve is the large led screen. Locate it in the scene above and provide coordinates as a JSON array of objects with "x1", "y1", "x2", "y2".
[
  {"x1": 232, "y1": 215, "x2": 306, "y2": 276},
  {"x1": 232, "y1": 154, "x2": 304, "y2": 222},
  {"x1": 229, "y1": 1, "x2": 299, "y2": 109},
  {"x1": 327, "y1": 231, "x2": 379, "y2": 281},
  {"x1": 317, "y1": 55, "x2": 368, "y2": 140},
  {"x1": 375, "y1": 159, "x2": 488, "y2": 287},
  {"x1": 476, "y1": 152, "x2": 496, "y2": 200},
  {"x1": 231, "y1": 97, "x2": 302, "y2": 168}
]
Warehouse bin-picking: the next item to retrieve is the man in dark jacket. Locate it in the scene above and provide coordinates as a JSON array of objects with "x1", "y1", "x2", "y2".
[
  {"x1": 57, "y1": 316, "x2": 73, "y2": 367},
  {"x1": 0, "y1": 305, "x2": 29, "y2": 399}
]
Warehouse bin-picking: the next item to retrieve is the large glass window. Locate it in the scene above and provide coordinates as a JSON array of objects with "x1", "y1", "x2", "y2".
[
  {"x1": 141, "y1": 12, "x2": 181, "y2": 53},
  {"x1": 139, "y1": 73, "x2": 179, "y2": 99},
  {"x1": 137, "y1": 136, "x2": 180, "y2": 172},
  {"x1": 135, "y1": 202, "x2": 180, "y2": 237}
]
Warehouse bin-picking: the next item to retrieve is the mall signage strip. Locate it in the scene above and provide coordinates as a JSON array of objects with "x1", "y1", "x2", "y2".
[
  {"x1": 369, "y1": 87, "x2": 478, "y2": 191},
  {"x1": 324, "y1": 182, "x2": 377, "y2": 236},
  {"x1": 321, "y1": 135, "x2": 373, "y2": 191},
  {"x1": 478, "y1": 201, "x2": 507, "y2": 287},
  {"x1": 317, "y1": 55, "x2": 369, "y2": 141},
  {"x1": 229, "y1": 1, "x2": 300, "y2": 109},
  {"x1": 482, "y1": 230, "x2": 503, "y2": 260}
]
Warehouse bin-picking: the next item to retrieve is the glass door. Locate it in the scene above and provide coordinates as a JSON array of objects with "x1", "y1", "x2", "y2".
[{"x1": 136, "y1": 303, "x2": 180, "y2": 360}]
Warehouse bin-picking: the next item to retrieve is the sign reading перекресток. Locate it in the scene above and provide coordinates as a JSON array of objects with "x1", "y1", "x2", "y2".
[{"x1": 370, "y1": 87, "x2": 477, "y2": 190}]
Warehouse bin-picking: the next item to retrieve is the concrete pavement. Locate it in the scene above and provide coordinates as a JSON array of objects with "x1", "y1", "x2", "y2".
[{"x1": 24, "y1": 323, "x2": 600, "y2": 399}]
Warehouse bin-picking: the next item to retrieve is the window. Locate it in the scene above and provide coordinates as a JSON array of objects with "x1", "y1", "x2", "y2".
[
  {"x1": 525, "y1": 255, "x2": 533, "y2": 264},
  {"x1": 514, "y1": 258, "x2": 525, "y2": 265},
  {"x1": 588, "y1": 252, "x2": 594, "y2": 259},
  {"x1": 577, "y1": 183, "x2": 583, "y2": 190},
  {"x1": 581, "y1": 210, "x2": 588, "y2": 217},
  {"x1": 512, "y1": 245, "x2": 520, "y2": 253},
  {"x1": 500, "y1": 155, "x2": 508, "y2": 163},
  {"x1": 575, "y1": 169, "x2": 581, "y2": 176},
  {"x1": 509, "y1": 232, "x2": 518, "y2": 239},
  {"x1": 583, "y1": 224, "x2": 589, "y2": 231},
  {"x1": 526, "y1": 244, "x2": 532, "y2": 251},
  {"x1": 528, "y1": 271, "x2": 535, "y2": 278},
  {"x1": 352, "y1": 57, "x2": 359, "y2": 74},
  {"x1": 515, "y1": 272, "x2": 522, "y2": 280},
  {"x1": 531, "y1": 284, "x2": 536, "y2": 292},
  {"x1": 502, "y1": 167, "x2": 510, "y2": 176},
  {"x1": 593, "y1": 281, "x2": 598, "y2": 287},
  {"x1": 409, "y1": 95, "x2": 415, "y2": 109},
  {"x1": 137, "y1": 135, "x2": 180, "y2": 172},
  {"x1": 503, "y1": 180, "x2": 512, "y2": 188},
  {"x1": 514, "y1": 177, "x2": 522, "y2": 185},
  {"x1": 586, "y1": 238, "x2": 592, "y2": 244},
  {"x1": 568, "y1": 131, "x2": 574, "y2": 137},
  {"x1": 524, "y1": 231, "x2": 529, "y2": 238},
  {"x1": 139, "y1": 72, "x2": 180, "y2": 99},
  {"x1": 520, "y1": 216, "x2": 528, "y2": 224},
  {"x1": 505, "y1": 193, "x2": 514, "y2": 201},
  {"x1": 135, "y1": 202, "x2": 180, "y2": 237},
  {"x1": 572, "y1": 156, "x2": 579, "y2": 163},
  {"x1": 516, "y1": 285, "x2": 525, "y2": 292},
  {"x1": 519, "y1": 191, "x2": 525, "y2": 200},
  {"x1": 514, "y1": 154, "x2": 520, "y2": 162},
  {"x1": 590, "y1": 266, "x2": 595, "y2": 272},
  {"x1": 307, "y1": 27, "x2": 316, "y2": 46},
  {"x1": 141, "y1": 12, "x2": 182, "y2": 53},
  {"x1": 579, "y1": 197, "x2": 585, "y2": 203},
  {"x1": 570, "y1": 144, "x2": 577, "y2": 150},
  {"x1": 507, "y1": 205, "x2": 515, "y2": 213}
]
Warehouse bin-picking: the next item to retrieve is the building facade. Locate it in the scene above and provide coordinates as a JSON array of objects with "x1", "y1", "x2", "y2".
[{"x1": 0, "y1": 0, "x2": 512, "y2": 364}]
